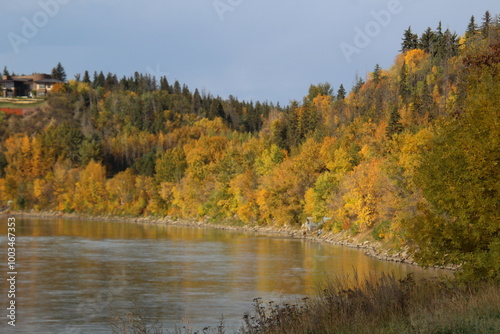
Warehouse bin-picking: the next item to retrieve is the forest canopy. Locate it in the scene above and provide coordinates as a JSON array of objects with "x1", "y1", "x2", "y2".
[{"x1": 0, "y1": 12, "x2": 499, "y2": 281}]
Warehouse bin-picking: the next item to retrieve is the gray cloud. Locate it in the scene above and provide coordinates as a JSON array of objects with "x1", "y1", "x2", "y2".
[{"x1": 1, "y1": 0, "x2": 497, "y2": 104}]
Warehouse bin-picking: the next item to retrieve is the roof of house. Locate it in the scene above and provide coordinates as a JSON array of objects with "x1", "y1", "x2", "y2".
[
  {"x1": 35, "y1": 79, "x2": 62, "y2": 84},
  {"x1": 0, "y1": 74, "x2": 62, "y2": 85}
]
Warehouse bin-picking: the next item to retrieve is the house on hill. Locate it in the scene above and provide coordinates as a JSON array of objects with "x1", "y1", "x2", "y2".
[{"x1": 0, "y1": 74, "x2": 62, "y2": 97}]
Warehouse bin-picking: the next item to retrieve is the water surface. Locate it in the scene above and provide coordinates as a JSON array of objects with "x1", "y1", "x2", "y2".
[{"x1": 0, "y1": 217, "x2": 447, "y2": 333}]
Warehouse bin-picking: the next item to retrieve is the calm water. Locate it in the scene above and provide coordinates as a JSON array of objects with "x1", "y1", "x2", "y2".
[{"x1": 0, "y1": 217, "x2": 447, "y2": 333}]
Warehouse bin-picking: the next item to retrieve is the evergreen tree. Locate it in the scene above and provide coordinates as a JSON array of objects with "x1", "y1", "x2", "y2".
[
  {"x1": 399, "y1": 61, "x2": 410, "y2": 101},
  {"x1": 119, "y1": 76, "x2": 129, "y2": 91},
  {"x1": 433, "y1": 22, "x2": 445, "y2": 59},
  {"x1": 373, "y1": 64, "x2": 382, "y2": 85},
  {"x1": 159, "y1": 76, "x2": 169, "y2": 91},
  {"x1": 105, "y1": 72, "x2": 118, "y2": 90},
  {"x1": 192, "y1": 88, "x2": 202, "y2": 115},
  {"x1": 82, "y1": 70, "x2": 91, "y2": 84},
  {"x1": 208, "y1": 98, "x2": 225, "y2": 120},
  {"x1": 436, "y1": 21, "x2": 443, "y2": 38},
  {"x1": 3, "y1": 66, "x2": 9, "y2": 77},
  {"x1": 173, "y1": 80, "x2": 181, "y2": 94},
  {"x1": 353, "y1": 76, "x2": 365, "y2": 94},
  {"x1": 386, "y1": 107, "x2": 404, "y2": 138},
  {"x1": 51, "y1": 62, "x2": 67, "y2": 82},
  {"x1": 466, "y1": 15, "x2": 478, "y2": 38},
  {"x1": 401, "y1": 26, "x2": 419, "y2": 52},
  {"x1": 482, "y1": 10, "x2": 492, "y2": 38},
  {"x1": 96, "y1": 71, "x2": 105, "y2": 88},
  {"x1": 419, "y1": 27, "x2": 436, "y2": 54},
  {"x1": 442, "y1": 29, "x2": 459, "y2": 58},
  {"x1": 182, "y1": 84, "x2": 191, "y2": 99},
  {"x1": 337, "y1": 84, "x2": 346, "y2": 100}
]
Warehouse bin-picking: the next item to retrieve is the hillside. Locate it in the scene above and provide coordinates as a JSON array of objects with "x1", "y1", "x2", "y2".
[{"x1": 0, "y1": 13, "x2": 499, "y2": 281}]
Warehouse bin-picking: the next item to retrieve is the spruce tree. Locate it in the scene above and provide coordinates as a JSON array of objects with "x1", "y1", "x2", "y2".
[
  {"x1": 2, "y1": 66, "x2": 9, "y2": 77},
  {"x1": 373, "y1": 64, "x2": 382, "y2": 85},
  {"x1": 442, "y1": 29, "x2": 459, "y2": 58},
  {"x1": 482, "y1": 10, "x2": 492, "y2": 38},
  {"x1": 399, "y1": 61, "x2": 410, "y2": 101},
  {"x1": 94, "y1": 71, "x2": 105, "y2": 88},
  {"x1": 192, "y1": 88, "x2": 202, "y2": 115},
  {"x1": 337, "y1": 84, "x2": 346, "y2": 100},
  {"x1": 51, "y1": 62, "x2": 66, "y2": 82},
  {"x1": 466, "y1": 15, "x2": 478, "y2": 38},
  {"x1": 419, "y1": 27, "x2": 436, "y2": 54},
  {"x1": 401, "y1": 26, "x2": 419, "y2": 52},
  {"x1": 353, "y1": 76, "x2": 365, "y2": 94},
  {"x1": 160, "y1": 76, "x2": 169, "y2": 91},
  {"x1": 434, "y1": 22, "x2": 445, "y2": 59},
  {"x1": 82, "y1": 70, "x2": 90, "y2": 84},
  {"x1": 386, "y1": 107, "x2": 404, "y2": 138},
  {"x1": 173, "y1": 80, "x2": 181, "y2": 94},
  {"x1": 208, "y1": 99, "x2": 225, "y2": 120}
]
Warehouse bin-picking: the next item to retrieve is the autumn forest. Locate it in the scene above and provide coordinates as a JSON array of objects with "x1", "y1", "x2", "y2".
[{"x1": 1, "y1": 13, "x2": 499, "y2": 281}]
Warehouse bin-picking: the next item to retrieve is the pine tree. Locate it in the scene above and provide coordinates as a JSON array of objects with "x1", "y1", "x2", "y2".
[
  {"x1": 466, "y1": 15, "x2": 478, "y2": 38},
  {"x1": 401, "y1": 26, "x2": 419, "y2": 52},
  {"x1": 51, "y1": 62, "x2": 66, "y2": 82},
  {"x1": 337, "y1": 84, "x2": 346, "y2": 100},
  {"x1": 3, "y1": 66, "x2": 10, "y2": 77},
  {"x1": 482, "y1": 10, "x2": 492, "y2": 38}
]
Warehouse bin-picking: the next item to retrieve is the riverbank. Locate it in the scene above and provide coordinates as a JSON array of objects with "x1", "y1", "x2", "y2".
[{"x1": 4, "y1": 210, "x2": 454, "y2": 271}]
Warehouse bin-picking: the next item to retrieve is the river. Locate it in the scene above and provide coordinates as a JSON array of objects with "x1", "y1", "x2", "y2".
[{"x1": 0, "y1": 217, "x2": 448, "y2": 333}]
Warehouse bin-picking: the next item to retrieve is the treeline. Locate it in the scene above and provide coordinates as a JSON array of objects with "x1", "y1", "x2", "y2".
[{"x1": 0, "y1": 13, "x2": 499, "y2": 281}]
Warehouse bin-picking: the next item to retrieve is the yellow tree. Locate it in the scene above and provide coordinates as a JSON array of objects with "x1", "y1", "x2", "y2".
[
  {"x1": 106, "y1": 169, "x2": 137, "y2": 214},
  {"x1": 74, "y1": 160, "x2": 107, "y2": 213}
]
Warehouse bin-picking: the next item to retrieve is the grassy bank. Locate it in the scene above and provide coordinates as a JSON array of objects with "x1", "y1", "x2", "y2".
[{"x1": 113, "y1": 274, "x2": 500, "y2": 334}]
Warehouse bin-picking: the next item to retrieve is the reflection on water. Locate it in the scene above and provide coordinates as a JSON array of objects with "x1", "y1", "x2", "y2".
[{"x1": 0, "y1": 218, "x2": 448, "y2": 333}]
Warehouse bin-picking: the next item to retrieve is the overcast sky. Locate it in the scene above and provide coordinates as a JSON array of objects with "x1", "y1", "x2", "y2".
[{"x1": 1, "y1": 0, "x2": 498, "y2": 105}]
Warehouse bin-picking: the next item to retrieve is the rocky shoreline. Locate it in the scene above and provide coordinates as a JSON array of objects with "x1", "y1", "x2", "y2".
[{"x1": 3, "y1": 210, "x2": 455, "y2": 271}]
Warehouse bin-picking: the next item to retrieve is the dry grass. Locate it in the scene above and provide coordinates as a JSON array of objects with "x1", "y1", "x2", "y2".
[
  {"x1": 112, "y1": 274, "x2": 500, "y2": 334},
  {"x1": 240, "y1": 273, "x2": 500, "y2": 334}
]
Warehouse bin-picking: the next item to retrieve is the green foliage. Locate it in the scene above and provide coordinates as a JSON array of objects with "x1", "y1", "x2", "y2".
[
  {"x1": 155, "y1": 147, "x2": 187, "y2": 183},
  {"x1": 307, "y1": 82, "x2": 333, "y2": 101},
  {"x1": 372, "y1": 220, "x2": 391, "y2": 241},
  {"x1": 409, "y1": 62, "x2": 500, "y2": 281},
  {"x1": 386, "y1": 107, "x2": 404, "y2": 138},
  {"x1": 51, "y1": 62, "x2": 66, "y2": 82},
  {"x1": 337, "y1": 84, "x2": 346, "y2": 100},
  {"x1": 401, "y1": 26, "x2": 419, "y2": 52}
]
